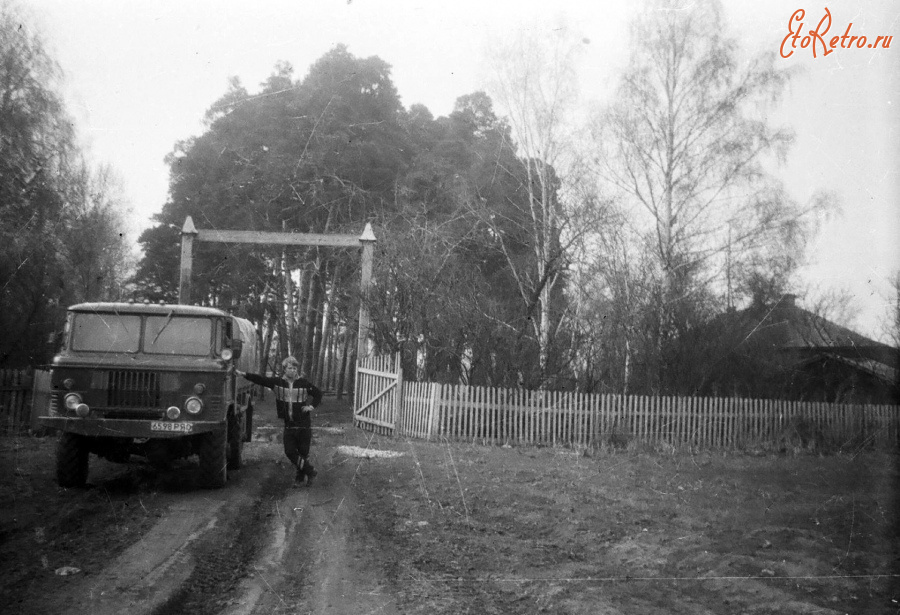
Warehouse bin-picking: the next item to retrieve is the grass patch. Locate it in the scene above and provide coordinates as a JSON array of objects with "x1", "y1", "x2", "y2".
[{"x1": 351, "y1": 432, "x2": 899, "y2": 614}]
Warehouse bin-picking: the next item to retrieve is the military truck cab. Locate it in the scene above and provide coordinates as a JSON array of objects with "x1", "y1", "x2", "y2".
[{"x1": 38, "y1": 302, "x2": 259, "y2": 488}]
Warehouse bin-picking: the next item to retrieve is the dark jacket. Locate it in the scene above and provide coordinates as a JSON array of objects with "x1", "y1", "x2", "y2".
[{"x1": 242, "y1": 373, "x2": 322, "y2": 428}]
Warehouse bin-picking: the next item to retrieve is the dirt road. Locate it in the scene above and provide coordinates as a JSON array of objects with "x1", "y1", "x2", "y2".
[
  {"x1": 219, "y1": 413, "x2": 401, "y2": 615},
  {"x1": 0, "y1": 396, "x2": 401, "y2": 615},
  {"x1": 2, "y1": 396, "x2": 896, "y2": 614}
]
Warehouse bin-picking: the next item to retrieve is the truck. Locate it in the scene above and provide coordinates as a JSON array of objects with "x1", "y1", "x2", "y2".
[{"x1": 37, "y1": 301, "x2": 259, "y2": 488}]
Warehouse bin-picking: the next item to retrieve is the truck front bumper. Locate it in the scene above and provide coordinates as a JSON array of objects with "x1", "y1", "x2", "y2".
[{"x1": 37, "y1": 416, "x2": 224, "y2": 438}]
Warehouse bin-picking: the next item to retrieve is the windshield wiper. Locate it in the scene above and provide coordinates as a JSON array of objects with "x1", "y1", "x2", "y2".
[
  {"x1": 152, "y1": 310, "x2": 175, "y2": 345},
  {"x1": 112, "y1": 303, "x2": 131, "y2": 334}
]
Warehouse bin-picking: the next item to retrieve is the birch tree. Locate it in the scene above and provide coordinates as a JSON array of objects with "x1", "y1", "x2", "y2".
[
  {"x1": 584, "y1": 0, "x2": 836, "y2": 392},
  {"x1": 482, "y1": 21, "x2": 590, "y2": 382},
  {"x1": 595, "y1": 0, "x2": 829, "y2": 319}
]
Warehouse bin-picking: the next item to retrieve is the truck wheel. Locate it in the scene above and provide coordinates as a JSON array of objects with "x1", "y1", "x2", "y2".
[
  {"x1": 57, "y1": 432, "x2": 89, "y2": 488},
  {"x1": 243, "y1": 403, "x2": 254, "y2": 443},
  {"x1": 227, "y1": 411, "x2": 243, "y2": 471},
  {"x1": 198, "y1": 428, "x2": 227, "y2": 488}
]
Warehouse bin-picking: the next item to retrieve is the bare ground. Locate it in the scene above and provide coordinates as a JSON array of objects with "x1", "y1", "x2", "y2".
[{"x1": 1, "y1": 397, "x2": 898, "y2": 614}]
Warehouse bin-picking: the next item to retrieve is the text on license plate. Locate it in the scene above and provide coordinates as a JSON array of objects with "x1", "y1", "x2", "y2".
[{"x1": 150, "y1": 421, "x2": 193, "y2": 433}]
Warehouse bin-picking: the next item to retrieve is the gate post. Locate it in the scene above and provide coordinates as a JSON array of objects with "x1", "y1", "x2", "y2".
[
  {"x1": 428, "y1": 383, "x2": 441, "y2": 440},
  {"x1": 179, "y1": 216, "x2": 198, "y2": 304},
  {"x1": 393, "y1": 352, "x2": 403, "y2": 435},
  {"x1": 356, "y1": 223, "x2": 377, "y2": 361}
]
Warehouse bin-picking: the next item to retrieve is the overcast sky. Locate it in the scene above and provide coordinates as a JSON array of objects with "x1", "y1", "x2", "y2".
[{"x1": 23, "y1": 0, "x2": 900, "y2": 341}]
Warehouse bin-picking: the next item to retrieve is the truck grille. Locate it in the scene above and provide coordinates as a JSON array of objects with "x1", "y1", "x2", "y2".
[
  {"x1": 103, "y1": 409, "x2": 165, "y2": 420},
  {"x1": 95, "y1": 370, "x2": 161, "y2": 408}
]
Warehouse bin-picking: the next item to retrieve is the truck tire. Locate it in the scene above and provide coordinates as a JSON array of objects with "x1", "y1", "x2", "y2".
[
  {"x1": 226, "y1": 411, "x2": 243, "y2": 471},
  {"x1": 198, "y1": 428, "x2": 227, "y2": 488},
  {"x1": 57, "y1": 432, "x2": 89, "y2": 488},
  {"x1": 243, "y1": 403, "x2": 254, "y2": 443}
]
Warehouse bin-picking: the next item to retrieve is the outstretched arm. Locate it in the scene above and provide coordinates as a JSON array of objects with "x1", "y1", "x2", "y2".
[{"x1": 235, "y1": 370, "x2": 280, "y2": 389}]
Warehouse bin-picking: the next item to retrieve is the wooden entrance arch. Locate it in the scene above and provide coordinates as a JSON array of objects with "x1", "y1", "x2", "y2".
[{"x1": 177, "y1": 216, "x2": 376, "y2": 363}]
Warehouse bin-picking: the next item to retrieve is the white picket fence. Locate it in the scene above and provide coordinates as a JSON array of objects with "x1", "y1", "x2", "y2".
[
  {"x1": 404, "y1": 383, "x2": 897, "y2": 449},
  {"x1": 356, "y1": 356, "x2": 899, "y2": 450}
]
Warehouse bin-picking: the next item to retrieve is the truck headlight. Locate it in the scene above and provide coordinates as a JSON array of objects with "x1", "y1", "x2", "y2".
[
  {"x1": 220, "y1": 348, "x2": 233, "y2": 361},
  {"x1": 185, "y1": 397, "x2": 203, "y2": 415},
  {"x1": 64, "y1": 393, "x2": 82, "y2": 411}
]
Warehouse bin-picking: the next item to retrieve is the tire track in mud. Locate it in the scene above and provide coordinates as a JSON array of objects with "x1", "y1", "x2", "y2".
[
  {"x1": 51, "y1": 449, "x2": 288, "y2": 615},
  {"x1": 152, "y1": 465, "x2": 293, "y2": 615},
  {"x1": 284, "y1": 454, "x2": 400, "y2": 615},
  {"x1": 221, "y1": 424, "x2": 402, "y2": 615},
  {"x1": 14, "y1": 399, "x2": 398, "y2": 615}
]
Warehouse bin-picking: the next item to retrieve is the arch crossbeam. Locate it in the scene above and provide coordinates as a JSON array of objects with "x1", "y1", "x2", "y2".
[
  {"x1": 195, "y1": 229, "x2": 361, "y2": 247},
  {"x1": 178, "y1": 215, "x2": 376, "y2": 361}
]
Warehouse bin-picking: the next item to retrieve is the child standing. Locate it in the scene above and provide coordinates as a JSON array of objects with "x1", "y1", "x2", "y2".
[{"x1": 235, "y1": 356, "x2": 323, "y2": 485}]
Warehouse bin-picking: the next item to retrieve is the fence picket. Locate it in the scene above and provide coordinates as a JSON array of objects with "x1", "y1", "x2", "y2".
[
  {"x1": 704, "y1": 397, "x2": 711, "y2": 448},
  {"x1": 589, "y1": 391, "x2": 596, "y2": 448},
  {"x1": 465, "y1": 387, "x2": 476, "y2": 442},
  {"x1": 668, "y1": 396, "x2": 675, "y2": 446},
  {"x1": 457, "y1": 384, "x2": 465, "y2": 440},
  {"x1": 454, "y1": 384, "x2": 462, "y2": 440},
  {"x1": 695, "y1": 396, "x2": 703, "y2": 448},
  {"x1": 478, "y1": 385, "x2": 484, "y2": 442},
  {"x1": 555, "y1": 390, "x2": 561, "y2": 446},
  {"x1": 552, "y1": 390, "x2": 559, "y2": 446},
  {"x1": 525, "y1": 389, "x2": 531, "y2": 444},
  {"x1": 515, "y1": 387, "x2": 521, "y2": 444},
  {"x1": 645, "y1": 395, "x2": 651, "y2": 442},
  {"x1": 718, "y1": 397, "x2": 725, "y2": 448},
  {"x1": 715, "y1": 397, "x2": 721, "y2": 448}
]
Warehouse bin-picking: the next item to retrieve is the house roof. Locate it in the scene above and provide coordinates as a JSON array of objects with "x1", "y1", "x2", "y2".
[{"x1": 729, "y1": 294, "x2": 899, "y2": 371}]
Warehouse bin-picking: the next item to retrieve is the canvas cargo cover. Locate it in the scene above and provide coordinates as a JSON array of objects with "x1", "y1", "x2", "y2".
[{"x1": 232, "y1": 316, "x2": 259, "y2": 373}]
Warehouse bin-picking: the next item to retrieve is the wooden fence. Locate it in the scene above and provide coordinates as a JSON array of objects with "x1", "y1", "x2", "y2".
[
  {"x1": 388, "y1": 380, "x2": 899, "y2": 451},
  {"x1": 0, "y1": 369, "x2": 44, "y2": 434}
]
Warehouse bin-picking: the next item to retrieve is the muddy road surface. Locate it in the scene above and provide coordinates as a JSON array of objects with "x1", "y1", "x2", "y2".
[
  {"x1": 4, "y1": 396, "x2": 897, "y2": 614},
  {"x1": 1, "y1": 396, "x2": 399, "y2": 615}
]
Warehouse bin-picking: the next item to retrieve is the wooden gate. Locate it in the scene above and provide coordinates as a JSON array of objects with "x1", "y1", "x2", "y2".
[{"x1": 354, "y1": 353, "x2": 402, "y2": 435}]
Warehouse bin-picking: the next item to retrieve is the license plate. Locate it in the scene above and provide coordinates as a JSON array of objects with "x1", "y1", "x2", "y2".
[{"x1": 150, "y1": 421, "x2": 193, "y2": 433}]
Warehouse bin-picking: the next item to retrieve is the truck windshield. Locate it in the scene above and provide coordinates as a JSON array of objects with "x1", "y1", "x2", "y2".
[
  {"x1": 71, "y1": 313, "x2": 141, "y2": 353},
  {"x1": 144, "y1": 316, "x2": 212, "y2": 356}
]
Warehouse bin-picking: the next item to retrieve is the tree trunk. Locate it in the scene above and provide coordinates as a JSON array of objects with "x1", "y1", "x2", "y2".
[
  {"x1": 294, "y1": 262, "x2": 310, "y2": 369},
  {"x1": 261, "y1": 304, "x2": 276, "y2": 375},
  {"x1": 303, "y1": 256, "x2": 324, "y2": 379},
  {"x1": 316, "y1": 266, "x2": 337, "y2": 390},
  {"x1": 282, "y1": 222, "x2": 295, "y2": 358},
  {"x1": 336, "y1": 330, "x2": 351, "y2": 400}
]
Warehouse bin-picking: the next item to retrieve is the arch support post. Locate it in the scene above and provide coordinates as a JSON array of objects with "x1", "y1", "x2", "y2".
[
  {"x1": 179, "y1": 216, "x2": 198, "y2": 304},
  {"x1": 357, "y1": 223, "x2": 377, "y2": 362}
]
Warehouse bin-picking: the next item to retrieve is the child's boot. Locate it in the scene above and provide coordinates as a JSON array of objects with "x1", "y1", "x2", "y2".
[
  {"x1": 294, "y1": 457, "x2": 306, "y2": 484},
  {"x1": 302, "y1": 457, "x2": 316, "y2": 486}
]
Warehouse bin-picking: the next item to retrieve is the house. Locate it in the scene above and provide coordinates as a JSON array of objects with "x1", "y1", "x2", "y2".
[{"x1": 725, "y1": 294, "x2": 899, "y2": 404}]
